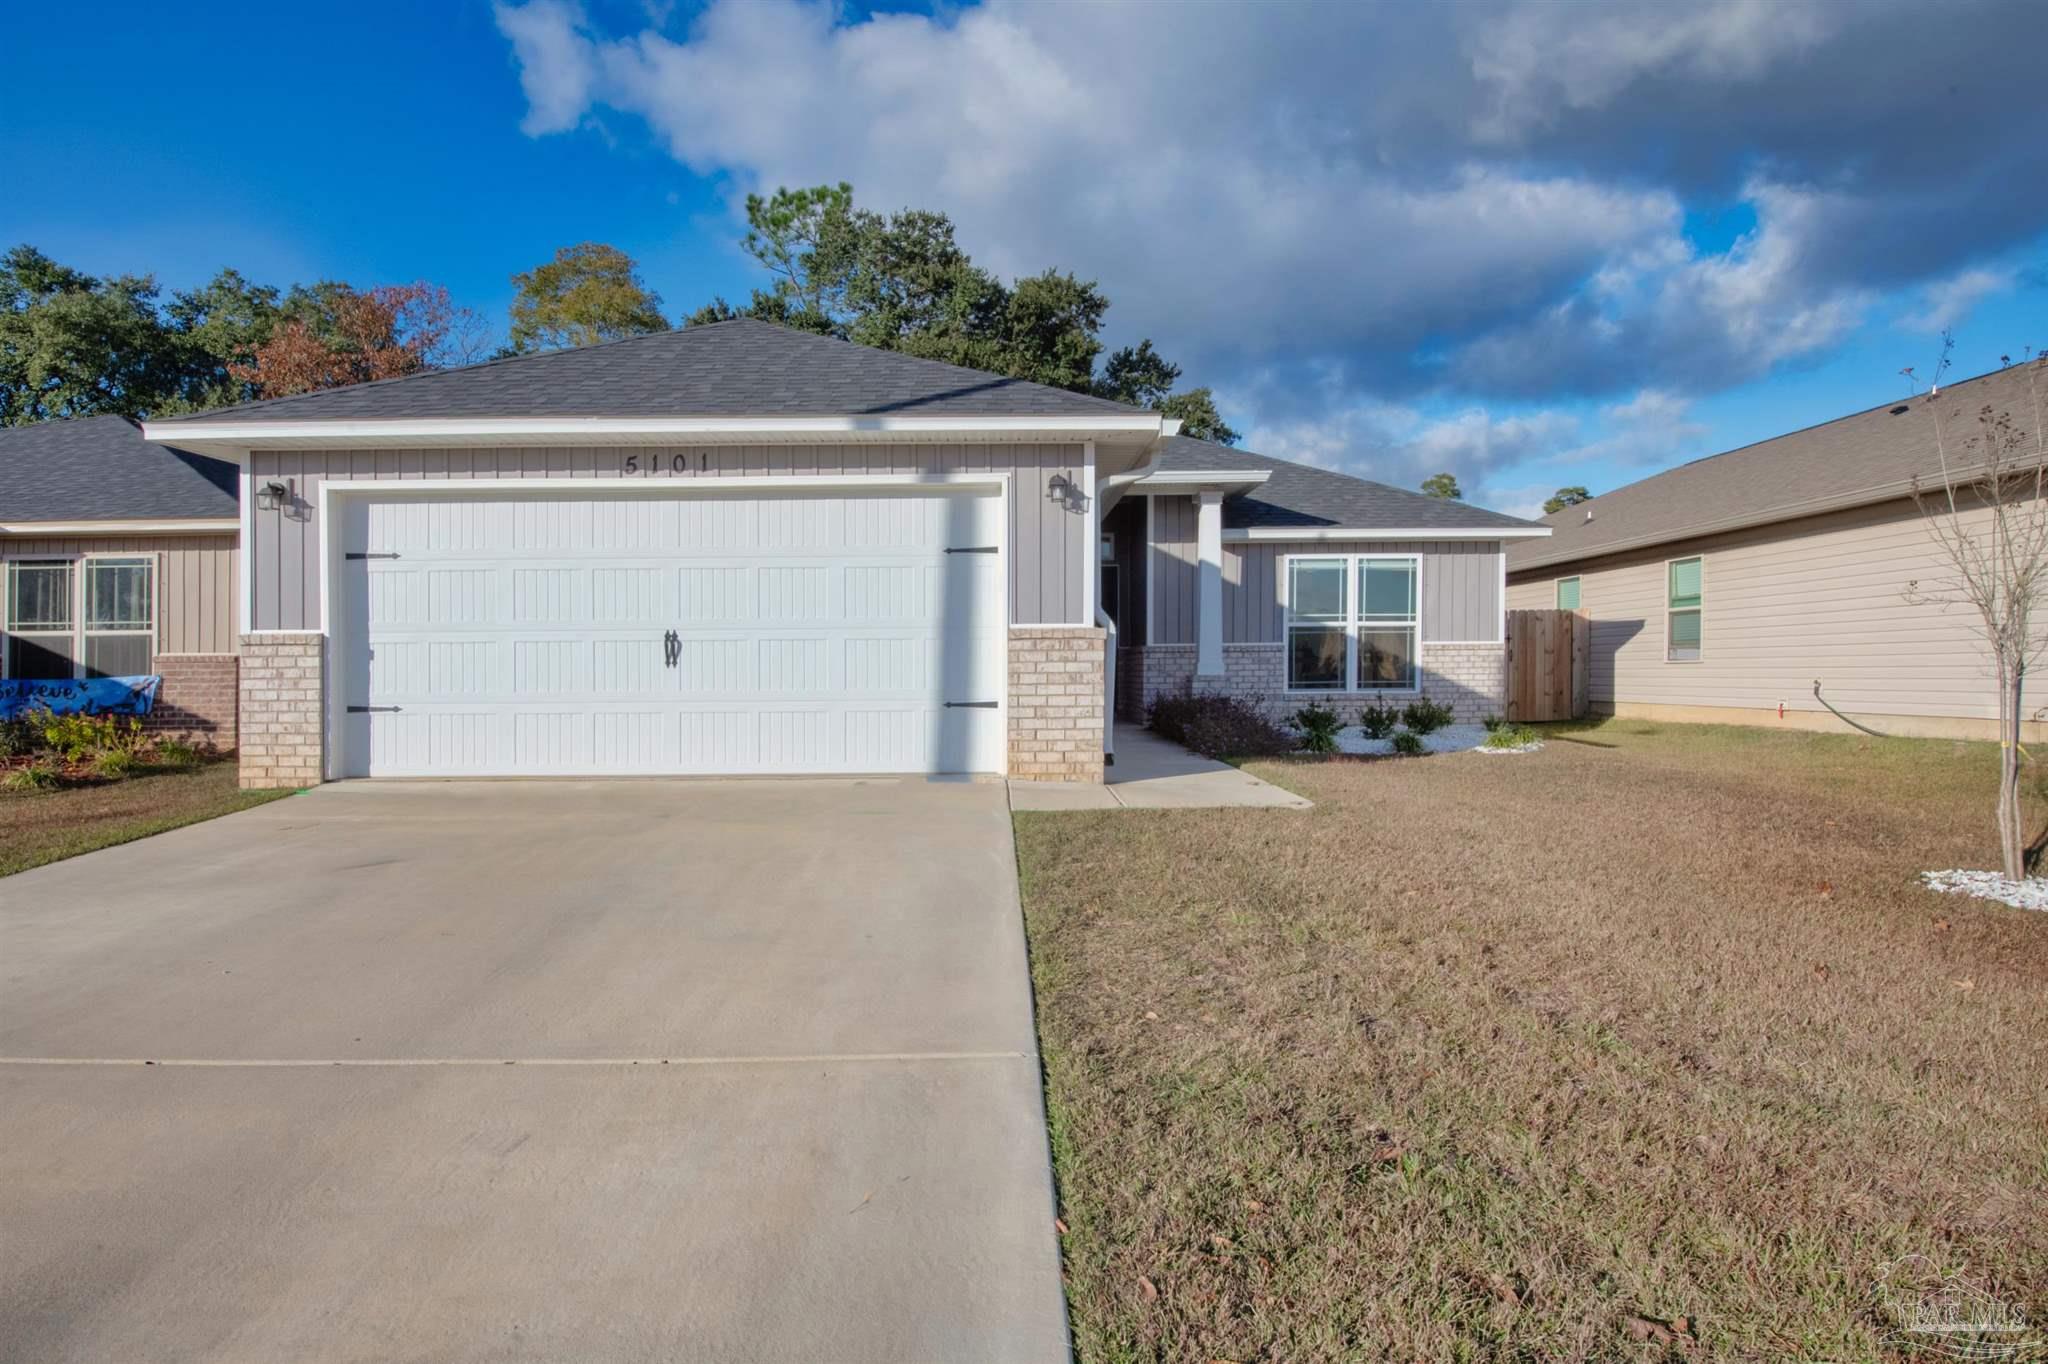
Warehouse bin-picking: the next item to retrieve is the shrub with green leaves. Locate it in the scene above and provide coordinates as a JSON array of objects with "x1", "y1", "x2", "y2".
[
  {"x1": 1482, "y1": 724, "x2": 1541, "y2": 750},
  {"x1": 151, "y1": 738, "x2": 201, "y2": 768},
  {"x1": 1389, "y1": 730, "x2": 1426, "y2": 757},
  {"x1": 1357, "y1": 700, "x2": 1400, "y2": 739},
  {"x1": 1400, "y1": 698, "x2": 1456, "y2": 735},
  {"x1": 2, "y1": 761, "x2": 61, "y2": 791},
  {"x1": 1481, "y1": 713, "x2": 1503, "y2": 732},
  {"x1": 93, "y1": 749, "x2": 142, "y2": 780},
  {"x1": 0, "y1": 717, "x2": 40, "y2": 758},
  {"x1": 36, "y1": 712, "x2": 144, "y2": 763},
  {"x1": 1292, "y1": 703, "x2": 1343, "y2": 754}
]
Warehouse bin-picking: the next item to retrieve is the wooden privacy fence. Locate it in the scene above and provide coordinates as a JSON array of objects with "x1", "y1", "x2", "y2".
[{"x1": 1505, "y1": 609, "x2": 1591, "y2": 722}]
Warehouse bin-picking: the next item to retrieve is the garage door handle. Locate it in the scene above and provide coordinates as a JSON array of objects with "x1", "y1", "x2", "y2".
[
  {"x1": 944, "y1": 701, "x2": 999, "y2": 709},
  {"x1": 944, "y1": 546, "x2": 997, "y2": 554},
  {"x1": 347, "y1": 705, "x2": 402, "y2": 713},
  {"x1": 345, "y1": 552, "x2": 401, "y2": 560}
]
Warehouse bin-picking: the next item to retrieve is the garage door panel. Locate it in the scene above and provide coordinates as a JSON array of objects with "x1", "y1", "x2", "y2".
[{"x1": 344, "y1": 490, "x2": 1007, "y2": 777}]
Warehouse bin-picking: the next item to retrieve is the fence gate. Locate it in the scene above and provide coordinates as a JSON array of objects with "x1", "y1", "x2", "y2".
[{"x1": 1505, "y1": 609, "x2": 1590, "y2": 722}]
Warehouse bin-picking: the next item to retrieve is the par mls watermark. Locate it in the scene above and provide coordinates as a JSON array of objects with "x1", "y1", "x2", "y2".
[{"x1": 1875, "y1": 1255, "x2": 2037, "y2": 1360}]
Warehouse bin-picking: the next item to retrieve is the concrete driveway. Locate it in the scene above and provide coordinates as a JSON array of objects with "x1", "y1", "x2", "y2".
[{"x1": 0, "y1": 779, "x2": 1068, "y2": 1363}]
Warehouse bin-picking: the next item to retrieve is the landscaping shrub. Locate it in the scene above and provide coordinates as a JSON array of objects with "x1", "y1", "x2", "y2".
[
  {"x1": 37, "y1": 713, "x2": 143, "y2": 763},
  {"x1": 2, "y1": 761, "x2": 61, "y2": 792},
  {"x1": 1292, "y1": 702, "x2": 1343, "y2": 754},
  {"x1": 1481, "y1": 713, "x2": 1503, "y2": 732},
  {"x1": 1147, "y1": 693, "x2": 1201, "y2": 745},
  {"x1": 1400, "y1": 698, "x2": 1456, "y2": 735},
  {"x1": 1389, "y1": 730, "x2": 1426, "y2": 757},
  {"x1": 151, "y1": 738, "x2": 201, "y2": 768},
  {"x1": 1357, "y1": 700, "x2": 1400, "y2": 739},
  {"x1": 1184, "y1": 697, "x2": 1295, "y2": 760},
  {"x1": 93, "y1": 749, "x2": 142, "y2": 780},
  {"x1": 0, "y1": 717, "x2": 41, "y2": 757},
  {"x1": 1482, "y1": 724, "x2": 1541, "y2": 750},
  {"x1": 1151, "y1": 691, "x2": 1293, "y2": 758}
]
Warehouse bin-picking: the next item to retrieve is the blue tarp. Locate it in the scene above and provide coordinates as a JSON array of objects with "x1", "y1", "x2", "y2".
[{"x1": 0, "y1": 676, "x2": 160, "y2": 721}]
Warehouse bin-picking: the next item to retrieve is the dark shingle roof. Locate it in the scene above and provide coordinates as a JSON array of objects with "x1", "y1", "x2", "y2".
[
  {"x1": 1154, "y1": 436, "x2": 1545, "y2": 534},
  {"x1": 1506, "y1": 362, "x2": 2048, "y2": 573},
  {"x1": 0, "y1": 416, "x2": 238, "y2": 522},
  {"x1": 156, "y1": 319, "x2": 1143, "y2": 424}
]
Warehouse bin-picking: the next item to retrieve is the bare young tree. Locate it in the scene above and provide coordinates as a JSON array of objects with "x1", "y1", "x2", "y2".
[{"x1": 1905, "y1": 340, "x2": 2048, "y2": 879}]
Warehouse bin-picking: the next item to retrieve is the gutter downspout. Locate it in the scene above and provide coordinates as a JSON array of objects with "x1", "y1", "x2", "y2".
[{"x1": 1094, "y1": 430, "x2": 1175, "y2": 764}]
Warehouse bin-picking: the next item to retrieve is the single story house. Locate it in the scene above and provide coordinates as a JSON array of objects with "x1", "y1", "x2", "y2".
[
  {"x1": 133, "y1": 320, "x2": 1544, "y2": 788},
  {"x1": 1505, "y1": 362, "x2": 2048, "y2": 741},
  {"x1": 0, "y1": 415, "x2": 241, "y2": 745}
]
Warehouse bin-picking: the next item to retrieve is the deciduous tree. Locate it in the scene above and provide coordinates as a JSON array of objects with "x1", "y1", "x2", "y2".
[
  {"x1": 509, "y1": 243, "x2": 667, "y2": 352},
  {"x1": 1544, "y1": 485, "x2": 1591, "y2": 515},
  {"x1": 1905, "y1": 342, "x2": 2048, "y2": 880},
  {"x1": 231, "y1": 282, "x2": 474, "y2": 398},
  {"x1": 1421, "y1": 472, "x2": 1462, "y2": 499},
  {"x1": 0, "y1": 246, "x2": 179, "y2": 424}
]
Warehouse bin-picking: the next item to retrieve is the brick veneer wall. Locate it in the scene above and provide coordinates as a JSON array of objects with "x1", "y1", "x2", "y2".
[
  {"x1": 238, "y1": 634, "x2": 325, "y2": 789},
  {"x1": 1009, "y1": 626, "x2": 1105, "y2": 782},
  {"x1": 1124, "y1": 641, "x2": 1505, "y2": 724},
  {"x1": 143, "y1": 654, "x2": 239, "y2": 749}
]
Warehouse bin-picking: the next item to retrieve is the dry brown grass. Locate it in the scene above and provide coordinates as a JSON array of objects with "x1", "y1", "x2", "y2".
[
  {"x1": 0, "y1": 758, "x2": 292, "y2": 877},
  {"x1": 1016, "y1": 719, "x2": 2048, "y2": 1363}
]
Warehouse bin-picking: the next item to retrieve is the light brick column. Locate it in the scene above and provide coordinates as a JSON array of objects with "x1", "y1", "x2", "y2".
[
  {"x1": 238, "y1": 635, "x2": 325, "y2": 789},
  {"x1": 143, "y1": 654, "x2": 240, "y2": 749},
  {"x1": 1008, "y1": 626, "x2": 1105, "y2": 783}
]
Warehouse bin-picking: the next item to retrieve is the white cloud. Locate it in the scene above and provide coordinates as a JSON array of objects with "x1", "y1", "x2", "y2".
[
  {"x1": 490, "y1": 0, "x2": 2047, "y2": 456},
  {"x1": 494, "y1": 1, "x2": 597, "y2": 137},
  {"x1": 1901, "y1": 268, "x2": 2015, "y2": 333}
]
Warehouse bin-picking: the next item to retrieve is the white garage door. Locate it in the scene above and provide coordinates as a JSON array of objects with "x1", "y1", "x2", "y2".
[{"x1": 334, "y1": 488, "x2": 1006, "y2": 777}]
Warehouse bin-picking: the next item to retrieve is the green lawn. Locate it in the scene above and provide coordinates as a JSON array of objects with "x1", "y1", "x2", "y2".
[
  {"x1": 1016, "y1": 718, "x2": 2048, "y2": 1362},
  {"x1": 0, "y1": 759, "x2": 294, "y2": 877}
]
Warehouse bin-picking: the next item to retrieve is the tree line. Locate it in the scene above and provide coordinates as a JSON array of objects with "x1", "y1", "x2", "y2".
[{"x1": 1, "y1": 183, "x2": 1236, "y2": 442}]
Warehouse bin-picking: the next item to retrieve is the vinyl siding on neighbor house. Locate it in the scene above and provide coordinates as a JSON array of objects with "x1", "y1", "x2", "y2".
[
  {"x1": 1145, "y1": 494, "x2": 1503, "y2": 645},
  {"x1": 1, "y1": 533, "x2": 237, "y2": 657},
  {"x1": 1504, "y1": 494, "x2": 2016, "y2": 721},
  {"x1": 248, "y1": 444, "x2": 1091, "y2": 632}
]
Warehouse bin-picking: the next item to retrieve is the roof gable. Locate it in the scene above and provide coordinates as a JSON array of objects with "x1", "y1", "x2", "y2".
[
  {"x1": 1153, "y1": 436, "x2": 1544, "y2": 534},
  {"x1": 157, "y1": 319, "x2": 1144, "y2": 424},
  {"x1": 1507, "y1": 362, "x2": 2048, "y2": 572},
  {"x1": 0, "y1": 415, "x2": 238, "y2": 523}
]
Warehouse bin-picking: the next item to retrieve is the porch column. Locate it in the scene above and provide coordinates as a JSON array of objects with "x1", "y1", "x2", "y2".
[{"x1": 1197, "y1": 490, "x2": 1224, "y2": 677}]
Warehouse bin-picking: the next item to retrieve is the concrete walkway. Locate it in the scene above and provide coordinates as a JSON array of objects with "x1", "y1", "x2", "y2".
[
  {"x1": 1010, "y1": 724, "x2": 1312, "y2": 811},
  {"x1": 0, "y1": 779, "x2": 1069, "y2": 1363}
]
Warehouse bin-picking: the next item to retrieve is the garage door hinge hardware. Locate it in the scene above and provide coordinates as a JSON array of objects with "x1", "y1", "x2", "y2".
[
  {"x1": 944, "y1": 545, "x2": 997, "y2": 554},
  {"x1": 345, "y1": 552, "x2": 400, "y2": 560},
  {"x1": 347, "y1": 705, "x2": 402, "y2": 713},
  {"x1": 944, "y1": 701, "x2": 999, "y2": 709}
]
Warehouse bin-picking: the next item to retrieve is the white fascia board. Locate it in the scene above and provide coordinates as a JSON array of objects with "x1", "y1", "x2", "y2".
[
  {"x1": 1224, "y1": 525, "x2": 1551, "y2": 542},
  {"x1": 142, "y1": 412, "x2": 1168, "y2": 461},
  {"x1": 1130, "y1": 470, "x2": 1273, "y2": 496},
  {"x1": 0, "y1": 518, "x2": 240, "y2": 536}
]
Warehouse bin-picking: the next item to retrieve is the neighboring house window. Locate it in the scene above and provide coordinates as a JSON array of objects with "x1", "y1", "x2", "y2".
[
  {"x1": 2, "y1": 556, "x2": 155, "y2": 681},
  {"x1": 84, "y1": 557, "x2": 154, "y2": 677},
  {"x1": 1666, "y1": 557, "x2": 1702, "y2": 661},
  {"x1": 1556, "y1": 576, "x2": 1581, "y2": 611},
  {"x1": 1285, "y1": 554, "x2": 1421, "y2": 691},
  {"x1": 5, "y1": 560, "x2": 76, "y2": 680},
  {"x1": 1286, "y1": 557, "x2": 1349, "y2": 689}
]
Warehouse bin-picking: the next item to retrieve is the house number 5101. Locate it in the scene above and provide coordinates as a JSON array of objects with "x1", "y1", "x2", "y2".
[{"x1": 623, "y1": 453, "x2": 711, "y2": 475}]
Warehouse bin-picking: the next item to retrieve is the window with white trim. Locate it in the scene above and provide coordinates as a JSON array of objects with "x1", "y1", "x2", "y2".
[
  {"x1": 1666, "y1": 557, "x2": 1702, "y2": 661},
  {"x1": 5, "y1": 560, "x2": 76, "y2": 680},
  {"x1": 3, "y1": 556, "x2": 156, "y2": 680},
  {"x1": 84, "y1": 557, "x2": 154, "y2": 677},
  {"x1": 1285, "y1": 554, "x2": 1420, "y2": 691}
]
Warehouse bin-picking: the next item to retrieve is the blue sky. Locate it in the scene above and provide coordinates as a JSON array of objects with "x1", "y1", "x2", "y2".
[{"x1": 4, "y1": 0, "x2": 2044, "y2": 515}]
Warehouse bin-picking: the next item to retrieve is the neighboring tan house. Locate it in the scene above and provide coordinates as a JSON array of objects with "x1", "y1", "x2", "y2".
[
  {"x1": 135, "y1": 320, "x2": 1545, "y2": 788},
  {"x1": 1505, "y1": 363, "x2": 2048, "y2": 741},
  {"x1": 0, "y1": 415, "x2": 241, "y2": 746}
]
